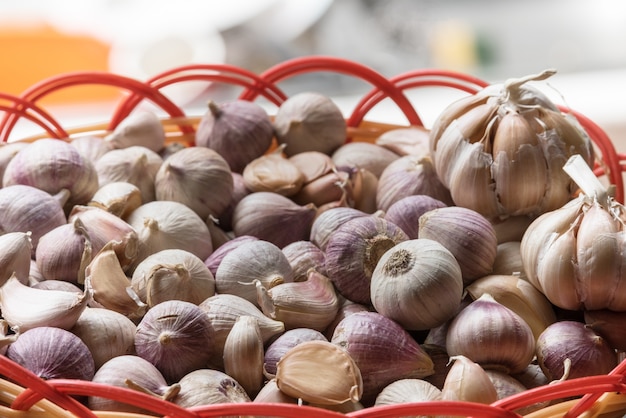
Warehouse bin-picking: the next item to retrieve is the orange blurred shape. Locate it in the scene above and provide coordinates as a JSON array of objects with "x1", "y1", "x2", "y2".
[{"x1": 0, "y1": 24, "x2": 121, "y2": 105}]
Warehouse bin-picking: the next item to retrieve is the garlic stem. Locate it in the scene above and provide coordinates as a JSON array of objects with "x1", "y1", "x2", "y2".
[
  {"x1": 563, "y1": 154, "x2": 609, "y2": 204},
  {"x1": 504, "y1": 69, "x2": 557, "y2": 94}
]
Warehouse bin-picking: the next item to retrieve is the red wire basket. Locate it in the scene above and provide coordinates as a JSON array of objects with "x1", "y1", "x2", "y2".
[{"x1": 0, "y1": 56, "x2": 625, "y2": 418}]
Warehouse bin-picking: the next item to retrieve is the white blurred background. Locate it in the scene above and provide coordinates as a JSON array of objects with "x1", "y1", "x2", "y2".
[{"x1": 1, "y1": 0, "x2": 625, "y2": 148}]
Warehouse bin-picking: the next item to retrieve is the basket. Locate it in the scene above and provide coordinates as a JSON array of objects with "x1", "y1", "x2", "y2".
[{"x1": 1, "y1": 55, "x2": 625, "y2": 418}]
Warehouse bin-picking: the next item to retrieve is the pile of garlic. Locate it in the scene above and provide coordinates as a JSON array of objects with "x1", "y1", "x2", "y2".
[{"x1": 0, "y1": 72, "x2": 621, "y2": 415}]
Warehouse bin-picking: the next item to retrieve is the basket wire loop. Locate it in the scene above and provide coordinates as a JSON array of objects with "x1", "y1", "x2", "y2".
[
  {"x1": 238, "y1": 55, "x2": 423, "y2": 127},
  {"x1": 0, "y1": 71, "x2": 187, "y2": 142},
  {"x1": 344, "y1": 400, "x2": 521, "y2": 418},
  {"x1": 110, "y1": 63, "x2": 290, "y2": 130},
  {"x1": 0, "y1": 92, "x2": 68, "y2": 140}
]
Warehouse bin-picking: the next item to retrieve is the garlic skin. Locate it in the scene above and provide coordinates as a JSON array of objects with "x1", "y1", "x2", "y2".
[
  {"x1": 446, "y1": 293, "x2": 536, "y2": 374},
  {"x1": 331, "y1": 311, "x2": 434, "y2": 406},
  {"x1": 6, "y1": 326, "x2": 95, "y2": 381},
  {"x1": 324, "y1": 215, "x2": 409, "y2": 305},
  {"x1": 0, "y1": 274, "x2": 89, "y2": 331},
  {"x1": 3, "y1": 138, "x2": 99, "y2": 213},
  {"x1": 375, "y1": 378, "x2": 442, "y2": 410},
  {"x1": 0, "y1": 231, "x2": 32, "y2": 286},
  {"x1": 264, "y1": 328, "x2": 327, "y2": 377},
  {"x1": 88, "y1": 181, "x2": 142, "y2": 218},
  {"x1": 215, "y1": 239, "x2": 294, "y2": 306},
  {"x1": 370, "y1": 239, "x2": 463, "y2": 331},
  {"x1": 95, "y1": 145, "x2": 163, "y2": 204},
  {"x1": 243, "y1": 144, "x2": 305, "y2": 197},
  {"x1": 0, "y1": 185, "x2": 67, "y2": 252},
  {"x1": 332, "y1": 141, "x2": 400, "y2": 178},
  {"x1": 195, "y1": 99, "x2": 274, "y2": 173},
  {"x1": 173, "y1": 368, "x2": 251, "y2": 408},
  {"x1": 135, "y1": 300, "x2": 214, "y2": 383},
  {"x1": 155, "y1": 146, "x2": 234, "y2": 220},
  {"x1": 131, "y1": 248, "x2": 215, "y2": 307},
  {"x1": 418, "y1": 206, "x2": 498, "y2": 285},
  {"x1": 223, "y1": 315, "x2": 265, "y2": 398},
  {"x1": 429, "y1": 69, "x2": 594, "y2": 220},
  {"x1": 70, "y1": 307, "x2": 137, "y2": 370},
  {"x1": 441, "y1": 355, "x2": 498, "y2": 405},
  {"x1": 273, "y1": 92, "x2": 347, "y2": 157},
  {"x1": 276, "y1": 340, "x2": 363, "y2": 405},
  {"x1": 105, "y1": 109, "x2": 166, "y2": 152}
]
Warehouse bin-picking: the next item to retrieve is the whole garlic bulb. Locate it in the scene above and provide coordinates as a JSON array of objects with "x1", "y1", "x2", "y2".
[
  {"x1": 429, "y1": 69, "x2": 595, "y2": 220},
  {"x1": 105, "y1": 109, "x2": 166, "y2": 152}
]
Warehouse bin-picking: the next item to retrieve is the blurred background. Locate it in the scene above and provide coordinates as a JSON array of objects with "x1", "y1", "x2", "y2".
[{"x1": 1, "y1": 0, "x2": 625, "y2": 146}]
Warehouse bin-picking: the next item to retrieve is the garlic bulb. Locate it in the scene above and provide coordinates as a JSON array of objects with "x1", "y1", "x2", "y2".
[
  {"x1": 376, "y1": 155, "x2": 453, "y2": 212},
  {"x1": 3, "y1": 138, "x2": 99, "y2": 212},
  {"x1": 374, "y1": 378, "x2": 442, "y2": 410},
  {"x1": 71, "y1": 135, "x2": 113, "y2": 163},
  {"x1": 243, "y1": 144, "x2": 305, "y2": 197},
  {"x1": 88, "y1": 181, "x2": 142, "y2": 218},
  {"x1": 331, "y1": 141, "x2": 400, "y2": 178},
  {"x1": 375, "y1": 126, "x2": 431, "y2": 157},
  {"x1": 446, "y1": 293, "x2": 535, "y2": 374},
  {"x1": 418, "y1": 206, "x2": 498, "y2": 285},
  {"x1": 324, "y1": 215, "x2": 409, "y2": 305},
  {"x1": 254, "y1": 379, "x2": 298, "y2": 404},
  {"x1": 215, "y1": 239, "x2": 294, "y2": 306},
  {"x1": 276, "y1": 340, "x2": 363, "y2": 405},
  {"x1": 273, "y1": 92, "x2": 347, "y2": 157},
  {"x1": 173, "y1": 368, "x2": 251, "y2": 408},
  {"x1": 429, "y1": 69, "x2": 595, "y2": 220},
  {"x1": 95, "y1": 145, "x2": 163, "y2": 203},
  {"x1": 288, "y1": 150, "x2": 336, "y2": 184},
  {"x1": 204, "y1": 234, "x2": 258, "y2": 276},
  {"x1": 0, "y1": 141, "x2": 28, "y2": 181},
  {"x1": 195, "y1": 99, "x2": 274, "y2": 173},
  {"x1": 522, "y1": 154, "x2": 626, "y2": 311},
  {"x1": 70, "y1": 307, "x2": 137, "y2": 370},
  {"x1": 105, "y1": 109, "x2": 166, "y2": 152},
  {"x1": 154, "y1": 146, "x2": 234, "y2": 220},
  {"x1": 131, "y1": 248, "x2": 215, "y2": 307},
  {"x1": 282, "y1": 240, "x2": 326, "y2": 281},
  {"x1": 585, "y1": 309, "x2": 626, "y2": 352},
  {"x1": 383, "y1": 195, "x2": 447, "y2": 239},
  {"x1": 0, "y1": 185, "x2": 67, "y2": 252},
  {"x1": 370, "y1": 239, "x2": 463, "y2": 331},
  {"x1": 223, "y1": 315, "x2": 265, "y2": 398},
  {"x1": 309, "y1": 206, "x2": 368, "y2": 251},
  {"x1": 264, "y1": 328, "x2": 327, "y2": 377},
  {"x1": 135, "y1": 300, "x2": 214, "y2": 383},
  {"x1": 441, "y1": 355, "x2": 498, "y2": 405},
  {"x1": 217, "y1": 171, "x2": 250, "y2": 232},
  {"x1": 232, "y1": 191, "x2": 317, "y2": 248},
  {"x1": 0, "y1": 231, "x2": 32, "y2": 286},
  {"x1": 292, "y1": 167, "x2": 351, "y2": 208}
]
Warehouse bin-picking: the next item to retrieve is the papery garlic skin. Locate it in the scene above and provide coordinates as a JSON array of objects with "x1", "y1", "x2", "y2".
[
  {"x1": 89, "y1": 181, "x2": 142, "y2": 218},
  {"x1": 375, "y1": 378, "x2": 442, "y2": 408},
  {"x1": 441, "y1": 355, "x2": 498, "y2": 405},
  {"x1": 243, "y1": 145, "x2": 305, "y2": 197},
  {"x1": 173, "y1": 368, "x2": 251, "y2": 408},
  {"x1": 223, "y1": 315, "x2": 265, "y2": 398}
]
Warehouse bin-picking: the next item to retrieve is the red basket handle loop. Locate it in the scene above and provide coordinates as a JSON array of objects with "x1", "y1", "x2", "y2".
[
  {"x1": 0, "y1": 92, "x2": 69, "y2": 142},
  {"x1": 0, "y1": 71, "x2": 188, "y2": 142},
  {"x1": 239, "y1": 55, "x2": 423, "y2": 127},
  {"x1": 348, "y1": 68, "x2": 490, "y2": 128},
  {"x1": 110, "y1": 63, "x2": 290, "y2": 129}
]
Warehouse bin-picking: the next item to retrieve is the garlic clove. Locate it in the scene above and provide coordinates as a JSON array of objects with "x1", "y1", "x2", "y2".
[
  {"x1": 276, "y1": 340, "x2": 363, "y2": 405},
  {"x1": 0, "y1": 231, "x2": 32, "y2": 286},
  {"x1": 291, "y1": 167, "x2": 349, "y2": 207},
  {"x1": 288, "y1": 150, "x2": 336, "y2": 184},
  {"x1": 351, "y1": 167, "x2": 379, "y2": 214},
  {"x1": 492, "y1": 241, "x2": 526, "y2": 279},
  {"x1": 203, "y1": 234, "x2": 259, "y2": 277},
  {"x1": 254, "y1": 378, "x2": 298, "y2": 404},
  {"x1": 173, "y1": 368, "x2": 251, "y2": 408},
  {"x1": 155, "y1": 146, "x2": 234, "y2": 220},
  {"x1": 243, "y1": 144, "x2": 305, "y2": 197},
  {"x1": 88, "y1": 181, "x2": 143, "y2": 218},
  {"x1": 263, "y1": 328, "x2": 327, "y2": 377},
  {"x1": 331, "y1": 141, "x2": 400, "y2": 178},
  {"x1": 374, "y1": 378, "x2": 442, "y2": 407},
  {"x1": 375, "y1": 126, "x2": 431, "y2": 157},
  {"x1": 105, "y1": 109, "x2": 166, "y2": 152},
  {"x1": 322, "y1": 296, "x2": 370, "y2": 340},
  {"x1": 282, "y1": 240, "x2": 326, "y2": 281},
  {"x1": 441, "y1": 355, "x2": 498, "y2": 405},
  {"x1": 0, "y1": 273, "x2": 89, "y2": 331},
  {"x1": 71, "y1": 134, "x2": 114, "y2": 163},
  {"x1": 255, "y1": 269, "x2": 339, "y2": 332},
  {"x1": 223, "y1": 315, "x2": 265, "y2": 399}
]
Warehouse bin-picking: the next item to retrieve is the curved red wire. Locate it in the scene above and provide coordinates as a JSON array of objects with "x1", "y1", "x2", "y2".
[
  {"x1": 0, "y1": 93, "x2": 68, "y2": 141},
  {"x1": 239, "y1": 55, "x2": 422, "y2": 126},
  {"x1": 0, "y1": 104, "x2": 62, "y2": 140},
  {"x1": 346, "y1": 400, "x2": 521, "y2": 418}
]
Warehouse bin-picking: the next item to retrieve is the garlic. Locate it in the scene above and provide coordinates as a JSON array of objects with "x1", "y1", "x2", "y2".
[
  {"x1": 281, "y1": 240, "x2": 326, "y2": 281},
  {"x1": 441, "y1": 355, "x2": 498, "y2": 405},
  {"x1": 418, "y1": 206, "x2": 498, "y2": 285},
  {"x1": 0, "y1": 273, "x2": 89, "y2": 331},
  {"x1": 204, "y1": 234, "x2": 259, "y2": 276},
  {"x1": 95, "y1": 145, "x2": 163, "y2": 203},
  {"x1": 71, "y1": 135, "x2": 114, "y2": 163},
  {"x1": 585, "y1": 309, "x2": 626, "y2": 352},
  {"x1": 215, "y1": 239, "x2": 294, "y2": 306},
  {"x1": 198, "y1": 293, "x2": 285, "y2": 370},
  {"x1": 0, "y1": 231, "x2": 32, "y2": 286},
  {"x1": 84, "y1": 241, "x2": 147, "y2": 320},
  {"x1": 124, "y1": 200, "x2": 213, "y2": 272},
  {"x1": 492, "y1": 241, "x2": 526, "y2": 279},
  {"x1": 32, "y1": 279, "x2": 82, "y2": 293},
  {"x1": 376, "y1": 155, "x2": 453, "y2": 212},
  {"x1": 243, "y1": 144, "x2": 305, "y2": 197},
  {"x1": 421, "y1": 344, "x2": 453, "y2": 390},
  {"x1": 131, "y1": 248, "x2": 215, "y2": 307},
  {"x1": 173, "y1": 368, "x2": 251, "y2": 408},
  {"x1": 223, "y1": 315, "x2": 265, "y2": 398},
  {"x1": 255, "y1": 269, "x2": 339, "y2": 331},
  {"x1": 6, "y1": 326, "x2": 95, "y2": 381},
  {"x1": 331, "y1": 311, "x2": 434, "y2": 405},
  {"x1": 263, "y1": 328, "x2": 327, "y2": 377},
  {"x1": 324, "y1": 215, "x2": 409, "y2": 305},
  {"x1": 0, "y1": 184, "x2": 67, "y2": 252},
  {"x1": 105, "y1": 109, "x2": 166, "y2": 152},
  {"x1": 276, "y1": 340, "x2": 363, "y2": 405},
  {"x1": 0, "y1": 141, "x2": 28, "y2": 181},
  {"x1": 446, "y1": 293, "x2": 536, "y2": 374},
  {"x1": 331, "y1": 141, "x2": 400, "y2": 178},
  {"x1": 135, "y1": 300, "x2": 214, "y2": 383},
  {"x1": 288, "y1": 150, "x2": 336, "y2": 184},
  {"x1": 465, "y1": 274, "x2": 556, "y2": 340},
  {"x1": 217, "y1": 171, "x2": 250, "y2": 232},
  {"x1": 309, "y1": 206, "x2": 368, "y2": 251},
  {"x1": 429, "y1": 69, "x2": 595, "y2": 220},
  {"x1": 0, "y1": 319, "x2": 17, "y2": 355},
  {"x1": 154, "y1": 146, "x2": 234, "y2": 220},
  {"x1": 291, "y1": 166, "x2": 349, "y2": 207},
  {"x1": 375, "y1": 378, "x2": 443, "y2": 409},
  {"x1": 232, "y1": 191, "x2": 317, "y2": 248},
  {"x1": 351, "y1": 167, "x2": 379, "y2": 214},
  {"x1": 195, "y1": 99, "x2": 274, "y2": 173},
  {"x1": 322, "y1": 297, "x2": 370, "y2": 340},
  {"x1": 88, "y1": 181, "x2": 142, "y2": 218},
  {"x1": 375, "y1": 126, "x2": 431, "y2": 157},
  {"x1": 70, "y1": 307, "x2": 137, "y2": 370},
  {"x1": 485, "y1": 370, "x2": 546, "y2": 415},
  {"x1": 254, "y1": 379, "x2": 298, "y2": 404},
  {"x1": 370, "y1": 238, "x2": 463, "y2": 331},
  {"x1": 383, "y1": 195, "x2": 447, "y2": 239},
  {"x1": 273, "y1": 92, "x2": 347, "y2": 157}
]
